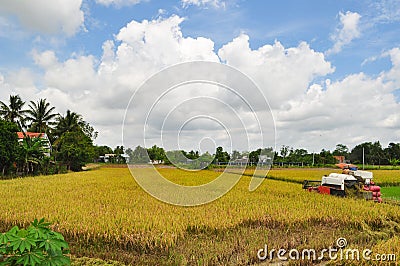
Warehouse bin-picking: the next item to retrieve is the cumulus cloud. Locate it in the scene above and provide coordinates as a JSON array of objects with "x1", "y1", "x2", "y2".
[
  {"x1": 327, "y1": 11, "x2": 362, "y2": 55},
  {"x1": 1, "y1": 14, "x2": 400, "y2": 152},
  {"x1": 23, "y1": 15, "x2": 221, "y2": 147},
  {"x1": 218, "y1": 34, "x2": 334, "y2": 109},
  {"x1": 0, "y1": 0, "x2": 84, "y2": 36},
  {"x1": 274, "y1": 60, "x2": 400, "y2": 150}
]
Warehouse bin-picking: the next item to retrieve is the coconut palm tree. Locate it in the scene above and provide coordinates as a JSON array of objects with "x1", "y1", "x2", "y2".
[
  {"x1": 26, "y1": 99, "x2": 57, "y2": 133},
  {"x1": 0, "y1": 95, "x2": 27, "y2": 129},
  {"x1": 54, "y1": 110, "x2": 84, "y2": 137}
]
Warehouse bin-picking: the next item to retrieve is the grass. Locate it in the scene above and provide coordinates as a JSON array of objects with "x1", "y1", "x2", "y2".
[
  {"x1": 0, "y1": 167, "x2": 399, "y2": 265},
  {"x1": 381, "y1": 186, "x2": 400, "y2": 200}
]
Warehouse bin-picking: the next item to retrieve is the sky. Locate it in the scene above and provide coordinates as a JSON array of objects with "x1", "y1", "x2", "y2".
[{"x1": 0, "y1": 0, "x2": 400, "y2": 153}]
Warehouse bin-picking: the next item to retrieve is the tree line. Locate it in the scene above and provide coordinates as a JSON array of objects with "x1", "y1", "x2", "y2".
[
  {"x1": 274, "y1": 142, "x2": 400, "y2": 166},
  {"x1": 2, "y1": 94, "x2": 399, "y2": 176},
  {"x1": 0, "y1": 95, "x2": 101, "y2": 176},
  {"x1": 123, "y1": 142, "x2": 400, "y2": 167}
]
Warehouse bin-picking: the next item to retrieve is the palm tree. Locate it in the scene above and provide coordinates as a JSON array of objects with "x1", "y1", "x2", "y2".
[
  {"x1": 0, "y1": 95, "x2": 27, "y2": 128},
  {"x1": 26, "y1": 99, "x2": 57, "y2": 133},
  {"x1": 18, "y1": 136, "x2": 48, "y2": 174},
  {"x1": 55, "y1": 110, "x2": 84, "y2": 137}
]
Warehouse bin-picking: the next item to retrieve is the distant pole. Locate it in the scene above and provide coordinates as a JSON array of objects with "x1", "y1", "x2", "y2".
[
  {"x1": 312, "y1": 152, "x2": 315, "y2": 167},
  {"x1": 362, "y1": 147, "x2": 365, "y2": 170}
]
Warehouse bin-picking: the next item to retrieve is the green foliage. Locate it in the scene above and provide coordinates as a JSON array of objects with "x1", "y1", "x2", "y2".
[
  {"x1": 146, "y1": 145, "x2": 165, "y2": 163},
  {"x1": 16, "y1": 136, "x2": 49, "y2": 175},
  {"x1": 248, "y1": 148, "x2": 260, "y2": 164},
  {"x1": 93, "y1": 146, "x2": 113, "y2": 162},
  {"x1": 333, "y1": 143, "x2": 349, "y2": 156},
  {"x1": 214, "y1": 146, "x2": 229, "y2": 164},
  {"x1": 350, "y1": 141, "x2": 385, "y2": 165},
  {"x1": 0, "y1": 95, "x2": 27, "y2": 129},
  {"x1": 0, "y1": 218, "x2": 70, "y2": 266},
  {"x1": 53, "y1": 110, "x2": 98, "y2": 142},
  {"x1": 55, "y1": 130, "x2": 94, "y2": 171},
  {"x1": 0, "y1": 119, "x2": 19, "y2": 176},
  {"x1": 109, "y1": 146, "x2": 126, "y2": 164},
  {"x1": 26, "y1": 99, "x2": 57, "y2": 133},
  {"x1": 126, "y1": 146, "x2": 148, "y2": 164}
]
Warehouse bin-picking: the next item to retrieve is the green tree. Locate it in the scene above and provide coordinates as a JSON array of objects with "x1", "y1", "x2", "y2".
[
  {"x1": 280, "y1": 145, "x2": 290, "y2": 160},
  {"x1": 287, "y1": 148, "x2": 308, "y2": 162},
  {"x1": 112, "y1": 146, "x2": 126, "y2": 163},
  {"x1": 0, "y1": 119, "x2": 19, "y2": 176},
  {"x1": 165, "y1": 150, "x2": 187, "y2": 165},
  {"x1": 318, "y1": 149, "x2": 335, "y2": 165},
  {"x1": 214, "y1": 146, "x2": 230, "y2": 164},
  {"x1": 198, "y1": 152, "x2": 214, "y2": 169},
  {"x1": 249, "y1": 148, "x2": 261, "y2": 164},
  {"x1": 186, "y1": 150, "x2": 199, "y2": 160},
  {"x1": 129, "y1": 146, "x2": 150, "y2": 163},
  {"x1": 231, "y1": 150, "x2": 241, "y2": 160},
  {"x1": 370, "y1": 141, "x2": 384, "y2": 165},
  {"x1": 350, "y1": 141, "x2": 384, "y2": 165},
  {"x1": 26, "y1": 99, "x2": 57, "y2": 133},
  {"x1": 93, "y1": 145, "x2": 113, "y2": 161},
  {"x1": 54, "y1": 110, "x2": 84, "y2": 137},
  {"x1": 333, "y1": 144, "x2": 349, "y2": 156},
  {"x1": 55, "y1": 130, "x2": 94, "y2": 171},
  {"x1": 0, "y1": 95, "x2": 27, "y2": 129},
  {"x1": 81, "y1": 120, "x2": 98, "y2": 141},
  {"x1": 385, "y1": 142, "x2": 400, "y2": 161},
  {"x1": 17, "y1": 136, "x2": 48, "y2": 175},
  {"x1": 147, "y1": 145, "x2": 165, "y2": 163}
]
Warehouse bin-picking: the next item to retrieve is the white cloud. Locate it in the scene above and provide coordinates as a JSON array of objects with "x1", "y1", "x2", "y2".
[
  {"x1": 274, "y1": 61, "x2": 400, "y2": 150},
  {"x1": 181, "y1": 0, "x2": 225, "y2": 8},
  {"x1": 0, "y1": 0, "x2": 84, "y2": 36},
  {"x1": 2, "y1": 14, "x2": 400, "y2": 152},
  {"x1": 383, "y1": 47, "x2": 400, "y2": 88},
  {"x1": 369, "y1": 0, "x2": 400, "y2": 23},
  {"x1": 95, "y1": 0, "x2": 142, "y2": 7},
  {"x1": 327, "y1": 11, "x2": 361, "y2": 55},
  {"x1": 218, "y1": 34, "x2": 334, "y2": 109},
  {"x1": 24, "y1": 15, "x2": 221, "y2": 147}
]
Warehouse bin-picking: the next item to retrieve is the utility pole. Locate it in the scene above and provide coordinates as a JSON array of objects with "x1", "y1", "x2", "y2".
[
  {"x1": 362, "y1": 147, "x2": 365, "y2": 170},
  {"x1": 312, "y1": 152, "x2": 315, "y2": 167}
]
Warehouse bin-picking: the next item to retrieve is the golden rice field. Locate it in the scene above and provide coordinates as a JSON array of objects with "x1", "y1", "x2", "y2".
[{"x1": 0, "y1": 167, "x2": 399, "y2": 265}]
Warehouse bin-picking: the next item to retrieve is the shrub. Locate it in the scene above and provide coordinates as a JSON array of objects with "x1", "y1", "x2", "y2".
[{"x1": 0, "y1": 218, "x2": 70, "y2": 266}]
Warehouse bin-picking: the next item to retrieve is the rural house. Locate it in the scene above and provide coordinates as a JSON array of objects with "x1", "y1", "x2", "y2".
[{"x1": 17, "y1": 132, "x2": 52, "y2": 157}]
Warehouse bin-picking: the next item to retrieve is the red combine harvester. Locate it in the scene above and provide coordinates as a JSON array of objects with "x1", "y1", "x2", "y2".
[{"x1": 303, "y1": 163, "x2": 382, "y2": 202}]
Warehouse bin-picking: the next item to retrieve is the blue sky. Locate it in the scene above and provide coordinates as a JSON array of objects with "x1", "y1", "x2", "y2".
[
  {"x1": 1, "y1": 0, "x2": 398, "y2": 85},
  {"x1": 0, "y1": 0, "x2": 400, "y2": 151}
]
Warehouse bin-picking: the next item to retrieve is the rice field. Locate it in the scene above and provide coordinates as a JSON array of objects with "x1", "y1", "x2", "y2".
[{"x1": 1, "y1": 167, "x2": 399, "y2": 265}]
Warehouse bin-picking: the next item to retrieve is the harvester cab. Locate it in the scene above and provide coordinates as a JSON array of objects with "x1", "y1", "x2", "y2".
[{"x1": 303, "y1": 164, "x2": 382, "y2": 202}]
